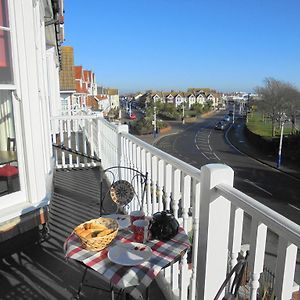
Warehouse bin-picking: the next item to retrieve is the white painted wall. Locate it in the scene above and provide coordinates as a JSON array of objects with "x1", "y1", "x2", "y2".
[
  {"x1": 109, "y1": 94, "x2": 120, "y2": 109},
  {"x1": 0, "y1": 0, "x2": 60, "y2": 222}
]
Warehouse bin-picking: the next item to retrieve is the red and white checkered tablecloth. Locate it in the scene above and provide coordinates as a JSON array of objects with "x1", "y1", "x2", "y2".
[{"x1": 64, "y1": 227, "x2": 190, "y2": 299}]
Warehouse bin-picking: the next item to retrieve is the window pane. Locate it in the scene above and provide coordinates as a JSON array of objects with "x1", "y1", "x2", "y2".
[
  {"x1": 0, "y1": 0, "x2": 13, "y2": 84},
  {"x1": 0, "y1": 90, "x2": 20, "y2": 195}
]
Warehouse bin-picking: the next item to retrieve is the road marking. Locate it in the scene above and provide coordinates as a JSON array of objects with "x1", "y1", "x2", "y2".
[
  {"x1": 213, "y1": 153, "x2": 221, "y2": 160},
  {"x1": 244, "y1": 179, "x2": 273, "y2": 196},
  {"x1": 288, "y1": 204, "x2": 300, "y2": 212},
  {"x1": 201, "y1": 152, "x2": 210, "y2": 160}
]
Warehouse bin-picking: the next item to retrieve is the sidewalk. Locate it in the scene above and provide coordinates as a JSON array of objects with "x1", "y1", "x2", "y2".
[{"x1": 226, "y1": 117, "x2": 300, "y2": 181}]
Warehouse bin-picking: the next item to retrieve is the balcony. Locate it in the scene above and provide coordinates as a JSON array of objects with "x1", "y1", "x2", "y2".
[
  {"x1": 50, "y1": 113, "x2": 300, "y2": 299},
  {"x1": 1, "y1": 113, "x2": 300, "y2": 299}
]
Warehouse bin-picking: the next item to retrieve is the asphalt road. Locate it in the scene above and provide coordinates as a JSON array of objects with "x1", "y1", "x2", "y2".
[{"x1": 155, "y1": 113, "x2": 300, "y2": 226}]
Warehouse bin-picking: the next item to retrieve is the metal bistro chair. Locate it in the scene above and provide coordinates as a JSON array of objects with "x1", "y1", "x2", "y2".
[
  {"x1": 214, "y1": 251, "x2": 249, "y2": 300},
  {"x1": 100, "y1": 166, "x2": 148, "y2": 215}
]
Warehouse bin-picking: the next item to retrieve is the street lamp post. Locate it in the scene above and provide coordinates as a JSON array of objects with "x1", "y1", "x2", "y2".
[
  {"x1": 277, "y1": 113, "x2": 289, "y2": 169},
  {"x1": 153, "y1": 105, "x2": 157, "y2": 138},
  {"x1": 129, "y1": 101, "x2": 132, "y2": 117},
  {"x1": 182, "y1": 102, "x2": 185, "y2": 124}
]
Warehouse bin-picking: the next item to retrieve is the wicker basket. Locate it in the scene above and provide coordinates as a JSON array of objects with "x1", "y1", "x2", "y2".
[{"x1": 74, "y1": 217, "x2": 119, "y2": 251}]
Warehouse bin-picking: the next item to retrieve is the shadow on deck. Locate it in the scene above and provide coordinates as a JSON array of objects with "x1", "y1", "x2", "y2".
[{"x1": 0, "y1": 167, "x2": 166, "y2": 300}]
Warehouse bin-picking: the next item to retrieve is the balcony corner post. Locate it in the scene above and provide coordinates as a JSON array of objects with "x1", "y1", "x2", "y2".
[
  {"x1": 117, "y1": 124, "x2": 129, "y2": 167},
  {"x1": 196, "y1": 163, "x2": 234, "y2": 299}
]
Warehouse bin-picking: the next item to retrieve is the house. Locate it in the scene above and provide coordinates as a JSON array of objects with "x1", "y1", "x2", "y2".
[
  {"x1": 0, "y1": 0, "x2": 63, "y2": 242},
  {"x1": 206, "y1": 93, "x2": 216, "y2": 106},
  {"x1": 186, "y1": 93, "x2": 196, "y2": 109},
  {"x1": 95, "y1": 95, "x2": 110, "y2": 115},
  {"x1": 152, "y1": 93, "x2": 162, "y2": 103},
  {"x1": 59, "y1": 46, "x2": 76, "y2": 114},
  {"x1": 196, "y1": 92, "x2": 206, "y2": 105},
  {"x1": 60, "y1": 47, "x2": 98, "y2": 114},
  {"x1": 165, "y1": 92, "x2": 175, "y2": 104},
  {"x1": 74, "y1": 65, "x2": 89, "y2": 109},
  {"x1": 107, "y1": 88, "x2": 120, "y2": 109}
]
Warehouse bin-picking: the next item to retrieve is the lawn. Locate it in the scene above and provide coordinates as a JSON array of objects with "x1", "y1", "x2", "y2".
[{"x1": 246, "y1": 112, "x2": 292, "y2": 137}]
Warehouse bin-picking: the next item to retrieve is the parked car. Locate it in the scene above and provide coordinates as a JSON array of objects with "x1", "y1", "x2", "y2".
[
  {"x1": 129, "y1": 113, "x2": 137, "y2": 120},
  {"x1": 215, "y1": 121, "x2": 226, "y2": 130},
  {"x1": 223, "y1": 115, "x2": 231, "y2": 122}
]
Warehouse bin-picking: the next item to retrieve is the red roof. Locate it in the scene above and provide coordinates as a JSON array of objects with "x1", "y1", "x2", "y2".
[
  {"x1": 75, "y1": 81, "x2": 87, "y2": 93},
  {"x1": 84, "y1": 70, "x2": 92, "y2": 82},
  {"x1": 74, "y1": 66, "x2": 83, "y2": 79},
  {"x1": 96, "y1": 95, "x2": 108, "y2": 101}
]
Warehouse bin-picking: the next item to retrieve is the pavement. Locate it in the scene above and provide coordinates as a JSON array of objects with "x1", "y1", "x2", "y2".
[
  {"x1": 135, "y1": 114, "x2": 300, "y2": 181},
  {"x1": 226, "y1": 117, "x2": 300, "y2": 181}
]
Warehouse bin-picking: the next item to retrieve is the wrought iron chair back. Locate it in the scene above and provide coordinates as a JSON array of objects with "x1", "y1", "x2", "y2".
[
  {"x1": 214, "y1": 251, "x2": 249, "y2": 300},
  {"x1": 100, "y1": 166, "x2": 148, "y2": 214}
]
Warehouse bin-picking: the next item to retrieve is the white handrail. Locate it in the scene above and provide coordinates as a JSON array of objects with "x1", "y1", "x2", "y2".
[
  {"x1": 51, "y1": 115, "x2": 99, "y2": 121},
  {"x1": 122, "y1": 132, "x2": 202, "y2": 180},
  {"x1": 216, "y1": 183, "x2": 300, "y2": 248}
]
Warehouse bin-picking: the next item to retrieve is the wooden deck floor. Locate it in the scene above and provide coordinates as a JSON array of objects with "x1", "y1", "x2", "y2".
[{"x1": 0, "y1": 167, "x2": 166, "y2": 300}]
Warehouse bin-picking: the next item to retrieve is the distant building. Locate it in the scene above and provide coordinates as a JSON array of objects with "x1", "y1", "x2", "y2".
[
  {"x1": 59, "y1": 46, "x2": 76, "y2": 114},
  {"x1": 59, "y1": 46, "x2": 98, "y2": 114},
  {"x1": 138, "y1": 88, "x2": 220, "y2": 108},
  {"x1": 107, "y1": 88, "x2": 120, "y2": 109}
]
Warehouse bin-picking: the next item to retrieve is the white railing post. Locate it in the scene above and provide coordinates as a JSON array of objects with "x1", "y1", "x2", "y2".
[
  {"x1": 228, "y1": 205, "x2": 244, "y2": 284},
  {"x1": 164, "y1": 164, "x2": 172, "y2": 211},
  {"x1": 157, "y1": 159, "x2": 164, "y2": 211},
  {"x1": 197, "y1": 164, "x2": 234, "y2": 300},
  {"x1": 189, "y1": 181, "x2": 201, "y2": 300},
  {"x1": 249, "y1": 219, "x2": 267, "y2": 299},
  {"x1": 97, "y1": 118, "x2": 102, "y2": 160},
  {"x1": 274, "y1": 238, "x2": 297, "y2": 299},
  {"x1": 117, "y1": 124, "x2": 128, "y2": 167},
  {"x1": 180, "y1": 175, "x2": 191, "y2": 299}
]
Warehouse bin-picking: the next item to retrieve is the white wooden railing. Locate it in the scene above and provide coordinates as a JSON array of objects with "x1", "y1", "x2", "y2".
[{"x1": 51, "y1": 114, "x2": 300, "y2": 300}]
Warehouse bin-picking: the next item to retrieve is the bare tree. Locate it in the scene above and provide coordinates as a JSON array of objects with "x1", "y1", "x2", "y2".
[
  {"x1": 255, "y1": 78, "x2": 300, "y2": 136},
  {"x1": 283, "y1": 87, "x2": 300, "y2": 133}
]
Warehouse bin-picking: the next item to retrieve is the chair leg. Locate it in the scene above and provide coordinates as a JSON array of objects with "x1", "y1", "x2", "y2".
[
  {"x1": 76, "y1": 266, "x2": 88, "y2": 299},
  {"x1": 110, "y1": 283, "x2": 115, "y2": 300}
]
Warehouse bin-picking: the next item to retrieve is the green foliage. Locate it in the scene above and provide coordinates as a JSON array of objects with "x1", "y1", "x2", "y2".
[
  {"x1": 157, "y1": 103, "x2": 181, "y2": 120},
  {"x1": 247, "y1": 112, "x2": 293, "y2": 137},
  {"x1": 191, "y1": 103, "x2": 204, "y2": 114},
  {"x1": 130, "y1": 116, "x2": 167, "y2": 135}
]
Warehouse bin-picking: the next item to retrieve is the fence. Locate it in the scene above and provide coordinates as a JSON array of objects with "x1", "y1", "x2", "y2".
[{"x1": 51, "y1": 114, "x2": 300, "y2": 299}]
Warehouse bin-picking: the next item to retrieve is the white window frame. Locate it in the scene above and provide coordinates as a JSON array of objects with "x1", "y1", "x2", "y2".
[
  {"x1": 0, "y1": 0, "x2": 27, "y2": 210},
  {"x1": 0, "y1": 1, "x2": 32, "y2": 212}
]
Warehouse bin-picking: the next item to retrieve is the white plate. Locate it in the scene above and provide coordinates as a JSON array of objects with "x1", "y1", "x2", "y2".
[
  {"x1": 104, "y1": 214, "x2": 131, "y2": 230},
  {"x1": 108, "y1": 242, "x2": 152, "y2": 266}
]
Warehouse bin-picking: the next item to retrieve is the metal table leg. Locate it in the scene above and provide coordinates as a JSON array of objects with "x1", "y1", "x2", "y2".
[{"x1": 76, "y1": 266, "x2": 88, "y2": 299}]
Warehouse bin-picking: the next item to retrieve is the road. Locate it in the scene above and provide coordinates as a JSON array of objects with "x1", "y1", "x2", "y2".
[{"x1": 155, "y1": 113, "x2": 300, "y2": 226}]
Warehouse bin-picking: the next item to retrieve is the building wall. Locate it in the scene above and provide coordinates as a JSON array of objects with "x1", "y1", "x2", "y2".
[{"x1": 0, "y1": 0, "x2": 61, "y2": 241}]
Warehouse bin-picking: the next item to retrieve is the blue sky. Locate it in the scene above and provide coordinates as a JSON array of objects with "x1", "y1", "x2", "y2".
[{"x1": 64, "y1": 0, "x2": 300, "y2": 93}]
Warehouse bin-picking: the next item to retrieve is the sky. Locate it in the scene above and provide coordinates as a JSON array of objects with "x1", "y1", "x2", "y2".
[{"x1": 64, "y1": 0, "x2": 300, "y2": 93}]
